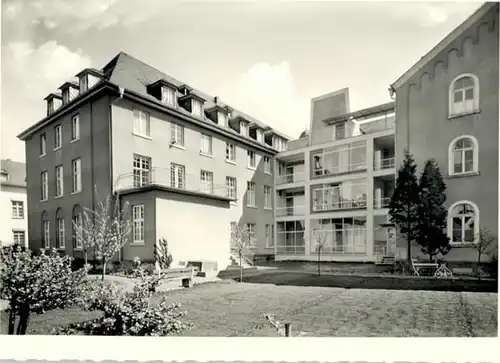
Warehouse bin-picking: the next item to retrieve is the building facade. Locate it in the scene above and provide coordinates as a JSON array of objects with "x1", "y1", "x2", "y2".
[
  {"x1": 273, "y1": 89, "x2": 397, "y2": 263},
  {"x1": 391, "y1": 2, "x2": 499, "y2": 268},
  {"x1": 0, "y1": 159, "x2": 28, "y2": 248},
  {"x1": 18, "y1": 52, "x2": 289, "y2": 270}
]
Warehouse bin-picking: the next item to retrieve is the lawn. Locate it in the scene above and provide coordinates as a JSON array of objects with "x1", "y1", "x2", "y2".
[{"x1": 1, "y1": 279, "x2": 497, "y2": 337}]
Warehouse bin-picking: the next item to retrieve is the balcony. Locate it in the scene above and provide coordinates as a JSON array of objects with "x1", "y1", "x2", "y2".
[
  {"x1": 374, "y1": 157, "x2": 395, "y2": 170},
  {"x1": 312, "y1": 198, "x2": 367, "y2": 212},
  {"x1": 276, "y1": 171, "x2": 306, "y2": 185},
  {"x1": 276, "y1": 204, "x2": 305, "y2": 217},
  {"x1": 115, "y1": 167, "x2": 233, "y2": 200},
  {"x1": 374, "y1": 196, "x2": 391, "y2": 209}
]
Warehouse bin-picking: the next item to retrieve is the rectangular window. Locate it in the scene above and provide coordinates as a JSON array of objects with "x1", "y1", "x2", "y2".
[
  {"x1": 40, "y1": 133, "x2": 47, "y2": 155},
  {"x1": 246, "y1": 223, "x2": 256, "y2": 236},
  {"x1": 54, "y1": 125, "x2": 62, "y2": 149},
  {"x1": 200, "y1": 170, "x2": 214, "y2": 194},
  {"x1": 192, "y1": 99, "x2": 203, "y2": 117},
  {"x1": 43, "y1": 220, "x2": 50, "y2": 248},
  {"x1": 240, "y1": 122, "x2": 248, "y2": 136},
  {"x1": 132, "y1": 205, "x2": 145, "y2": 244},
  {"x1": 79, "y1": 75, "x2": 88, "y2": 93},
  {"x1": 57, "y1": 218, "x2": 65, "y2": 249},
  {"x1": 73, "y1": 214, "x2": 83, "y2": 249},
  {"x1": 41, "y1": 171, "x2": 48, "y2": 201},
  {"x1": 313, "y1": 141, "x2": 367, "y2": 176},
  {"x1": 226, "y1": 176, "x2": 237, "y2": 200},
  {"x1": 226, "y1": 142, "x2": 236, "y2": 162},
  {"x1": 264, "y1": 185, "x2": 272, "y2": 209},
  {"x1": 334, "y1": 122, "x2": 345, "y2": 141},
  {"x1": 161, "y1": 86, "x2": 176, "y2": 106},
  {"x1": 71, "y1": 114, "x2": 80, "y2": 141},
  {"x1": 264, "y1": 156, "x2": 272, "y2": 174},
  {"x1": 312, "y1": 180, "x2": 367, "y2": 212},
  {"x1": 247, "y1": 150, "x2": 256, "y2": 169},
  {"x1": 55, "y1": 165, "x2": 64, "y2": 197},
  {"x1": 171, "y1": 123, "x2": 185, "y2": 146},
  {"x1": 72, "y1": 158, "x2": 81, "y2": 193},
  {"x1": 217, "y1": 111, "x2": 228, "y2": 127},
  {"x1": 170, "y1": 163, "x2": 185, "y2": 189},
  {"x1": 13, "y1": 231, "x2": 25, "y2": 246},
  {"x1": 133, "y1": 109, "x2": 151, "y2": 137},
  {"x1": 246, "y1": 181, "x2": 256, "y2": 207},
  {"x1": 133, "y1": 154, "x2": 151, "y2": 187},
  {"x1": 11, "y1": 201, "x2": 24, "y2": 219},
  {"x1": 265, "y1": 224, "x2": 274, "y2": 248},
  {"x1": 200, "y1": 134, "x2": 213, "y2": 155}
]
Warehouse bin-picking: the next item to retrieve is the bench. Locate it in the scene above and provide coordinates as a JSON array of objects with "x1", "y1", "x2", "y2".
[
  {"x1": 411, "y1": 259, "x2": 438, "y2": 276},
  {"x1": 158, "y1": 267, "x2": 196, "y2": 288}
]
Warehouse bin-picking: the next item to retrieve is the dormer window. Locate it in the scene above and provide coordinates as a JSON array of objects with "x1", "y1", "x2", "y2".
[
  {"x1": 192, "y1": 99, "x2": 203, "y2": 117},
  {"x1": 44, "y1": 94, "x2": 62, "y2": 116},
  {"x1": 63, "y1": 90, "x2": 70, "y2": 105},
  {"x1": 217, "y1": 111, "x2": 228, "y2": 127},
  {"x1": 240, "y1": 122, "x2": 248, "y2": 136},
  {"x1": 161, "y1": 86, "x2": 176, "y2": 107},
  {"x1": 256, "y1": 129, "x2": 263, "y2": 143},
  {"x1": 59, "y1": 82, "x2": 80, "y2": 105},
  {"x1": 79, "y1": 75, "x2": 88, "y2": 93},
  {"x1": 0, "y1": 170, "x2": 8, "y2": 182},
  {"x1": 76, "y1": 68, "x2": 103, "y2": 94}
]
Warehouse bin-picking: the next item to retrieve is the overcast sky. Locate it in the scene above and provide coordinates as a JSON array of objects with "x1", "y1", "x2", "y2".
[{"x1": 1, "y1": 0, "x2": 482, "y2": 162}]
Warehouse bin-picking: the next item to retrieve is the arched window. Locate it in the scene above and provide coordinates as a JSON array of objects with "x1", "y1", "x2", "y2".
[
  {"x1": 449, "y1": 74, "x2": 479, "y2": 116},
  {"x1": 448, "y1": 201, "x2": 479, "y2": 245},
  {"x1": 72, "y1": 205, "x2": 83, "y2": 249},
  {"x1": 448, "y1": 135, "x2": 478, "y2": 176},
  {"x1": 56, "y1": 208, "x2": 65, "y2": 250},
  {"x1": 41, "y1": 211, "x2": 50, "y2": 249}
]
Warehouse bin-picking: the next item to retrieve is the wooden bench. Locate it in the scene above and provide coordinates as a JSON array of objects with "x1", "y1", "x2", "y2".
[
  {"x1": 411, "y1": 259, "x2": 438, "y2": 276},
  {"x1": 158, "y1": 267, "x2": 195, "y2": 288}
]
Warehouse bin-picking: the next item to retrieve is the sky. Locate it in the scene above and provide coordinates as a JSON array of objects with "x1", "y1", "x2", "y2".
[{"x1": 0, "y1": 0, "x2": 482, "y2": 162}]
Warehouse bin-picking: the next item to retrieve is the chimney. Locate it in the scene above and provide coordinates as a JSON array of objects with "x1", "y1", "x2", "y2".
[{"x1": 214, "y1": 96, "x2": 218, "y2": 104}]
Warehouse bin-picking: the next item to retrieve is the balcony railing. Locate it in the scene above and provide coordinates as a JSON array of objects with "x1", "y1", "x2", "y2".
[
  {"x1": 374, "y1": 196, "x2": 391, "y2": 209},
  {"x1": 276, "y1": 172, "x2": 305, "y2": 185},
  {"x1": 374, "y1": 157, "x2": 395, "y2": 170},
  {"x1": 276, "y1": 205, "x2": 305, "y2": 217},
  {"x1": 114, "y1": 167, "x2": 234, "y2": 200},
  {"x1": 312, "y1": 198, "x2": 367, "y2": 212}
]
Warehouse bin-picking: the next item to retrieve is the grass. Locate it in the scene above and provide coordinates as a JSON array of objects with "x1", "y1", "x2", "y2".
[{"x1": 1, "y1": 279, "x2": 497, "y2": 336}]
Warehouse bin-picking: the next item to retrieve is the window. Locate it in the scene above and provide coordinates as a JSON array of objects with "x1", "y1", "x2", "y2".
[
  {"x1": 40, "y1": 133, "x2": 47, "y2": 155},
  {"x1": 200, "y1": 134, "x2": 213, "y2": 155},
  {"x1": 246, "y1": 181, "x2": 256, "y2": 206},
  {"x1": 334, "y1": 122, "x2": 346, "y2": 141},
  {"x1": 43, "y1": 220, "x2": 50, "y2": 248},
  {"x1": 170, "y1": 163, "x2": 185, "y2": 189},
  {"x1": 256, "y1": 129, "x2": 263, "y2": 143},
  {"x1": 71, "y1": 114, "x2": 80, "y2": 141},
  {"x1": 312, "y1": 179, "x2": 367, "y2": 211},
  {"x1": 171, "y1": 123, "x2": 185, "y2": 146},
  {"x1": 313, "y1": 141, "x2": 367, "y2": 176},
  {"x1": 247, "y1": 150, "x2": 256, "y2": 169},
  {"x1": 246, "y1": 223, "x2": 256, "y2": 237},
  {"x1": 72, "y1": 158, "x2": 81, "y2": 193},
  {"x1": 217, "y1": 111, "x2": 228, "y2": 127},
  {"x1": 12, "y1": 201, "x2": 24, "y2": 219},
  {"x1": 264, "y1": 185, "x2": 272, "y2": 209},
  {"x1": 133, "y1": 109, "x2": 151, "y2": 137},
  {"x1": 192, "y1": 99, "x2": 203, "y2": 117},
  {"x1": 265, "y1": 224, "x2": 274, "y2": 248},
  {"x1": 226, "y1": 176, "x2": 237, "y2": 200},
  {"x1": 133, "y1": 154, "x2": 151, "y2": 187},
  {"x1": 55, "y1": 165, "x2": 64, "y2": 197},
  {"x1": 309, "y1": 217, "x2": 367, "y2": 255},
  {"x1": 79, "y1": 75, "x2": 88, "y2": 93},
  {"x1": 448, "y1": 201, "x2": 479, "y2": 245},
  {"x1": 54, "y1": 125, "x2": 62, "y2": 149},
  {"x1": 41, "y1": 171, "x2": 48, "y2": 201},
  {"x1": 161, "y1": 86, "x2": 176, "y2": 106},
  {"x1": 264, "y1": 156, "x2": 272, "y2": 174},
  {"x1": 226, "y1": 142, "x2": 236, "y2": 162},
  {"x1": 449, "y1": 135, "x2": 478, "y2": 176},
  {"x1": 0, "y1": 171, "x2": 7, "y2": 182},
  {"x1": 132, "y1": 205, "x2": 145, "y2": 244},
  {"x1": 13, "y1": 231, "x2": 25, "y2": 246},
  {"x1": 200, "y1": 170, "x2": 214, "y2": 194},
  {"x1": 240, "y1": 122, "x2": 248, "y2": 136},
  {"x1": 63, "y1": 90, "x2": 70, "y2": 105},
  {"x1": 449, "y1": 74, "x2": 479, "y2": 116},
  {"x1": 56, "y1": 217, "x2": 65, "y2": 249},
  {"x1": 72, "y1": 209, "x2": 83, "y2": 249}
]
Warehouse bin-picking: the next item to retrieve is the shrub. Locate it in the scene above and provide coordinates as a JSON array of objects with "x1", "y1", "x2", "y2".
[{"x1": 54, "y1": 261, "x2": 190, "y2": 336}]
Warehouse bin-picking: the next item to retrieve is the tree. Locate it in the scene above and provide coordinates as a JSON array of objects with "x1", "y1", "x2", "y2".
[
  {"x1": 416, "y1": 159, "x2": 451, "y2": 262},
  {"x1": 389, "y1": 150, "x2": 420, "y2": 266},
  {"x1": 0, "y1": 245, "x2": 88, "y2": 335},
  {"x1": 76, "y1": 192, "x2": 132, "y2": 280},
  {"x1": 155, "y1": 237, "x2": 174, "y2": 273},
  {"x1": 312, "y1": 228, "x2": 328, "y2": 276},
  {"x1": 230, "y1": 224, "x2": 256, "y2": 282},
  {"x1": 472, "y1": 228, "x2": 497, "y2": 280}
]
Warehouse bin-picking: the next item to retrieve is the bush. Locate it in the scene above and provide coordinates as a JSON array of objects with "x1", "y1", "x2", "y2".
[{"x1": 54, "y1": 261, "x2": 190, "y2": 336}]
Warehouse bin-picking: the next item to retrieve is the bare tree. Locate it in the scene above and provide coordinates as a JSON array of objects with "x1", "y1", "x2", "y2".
[
  {"x1": 472, "y1": 227, "x2": 497, "y2": 280},
  {"x1": 75, "y1": 192, "x2": 132, "y2": 280},
  {"x1": 312, "y1": 228, "x2": 328, "y2": 276},
  {"x1": 230, "y1": 224, "x2": 256, "y2": 282},
  {"x1": 154, "y1": 237, "x2": 173, "y2": 274}
]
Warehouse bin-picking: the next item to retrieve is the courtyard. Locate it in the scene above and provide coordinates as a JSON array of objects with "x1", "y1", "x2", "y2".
[{"x1": 1, "y1": 277, "x2": 497, "y2": 337}]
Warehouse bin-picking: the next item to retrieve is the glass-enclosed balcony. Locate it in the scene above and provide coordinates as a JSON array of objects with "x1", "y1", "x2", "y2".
[
  {"x1": 276, "y1": 191, "x2": 305, "y2": 217},
  {"x1": 312, "y1": 179, "x2": 367, "y2": 212},
  {"x1": 276, "y1": 220, "x2": 306, "y2": 255},
  {"x1": 276, "y1": 160, "x2": 306, "y2": 185},
  {"x1": 311, "y1": 140, "x2": 367, "y2": 178},
  {"x1": 310, "y1": 217, "x2": 367, "y2": 255}
]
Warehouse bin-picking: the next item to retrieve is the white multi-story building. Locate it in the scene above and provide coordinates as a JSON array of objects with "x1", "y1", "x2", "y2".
[
  {"x1": 273, "y1": 89, "x2": 397, "y2": 263},
  {"x1": 0, "y1": 159, "x2": 28, "y2": 248}
]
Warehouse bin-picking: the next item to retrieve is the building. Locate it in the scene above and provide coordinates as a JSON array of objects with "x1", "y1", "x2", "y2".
[
  {"x1": 390, "y1": 2, "x2": 499, "y2": 270},
  {"x1": 273, "y1": 89, "x2": 397, "y2": 263},
  {"x1": 17, "y1": 52, "x2": 290, "y2": 270},
  {"x1": 0, "y1": 159, "x2": 28, "y2": 248}
]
